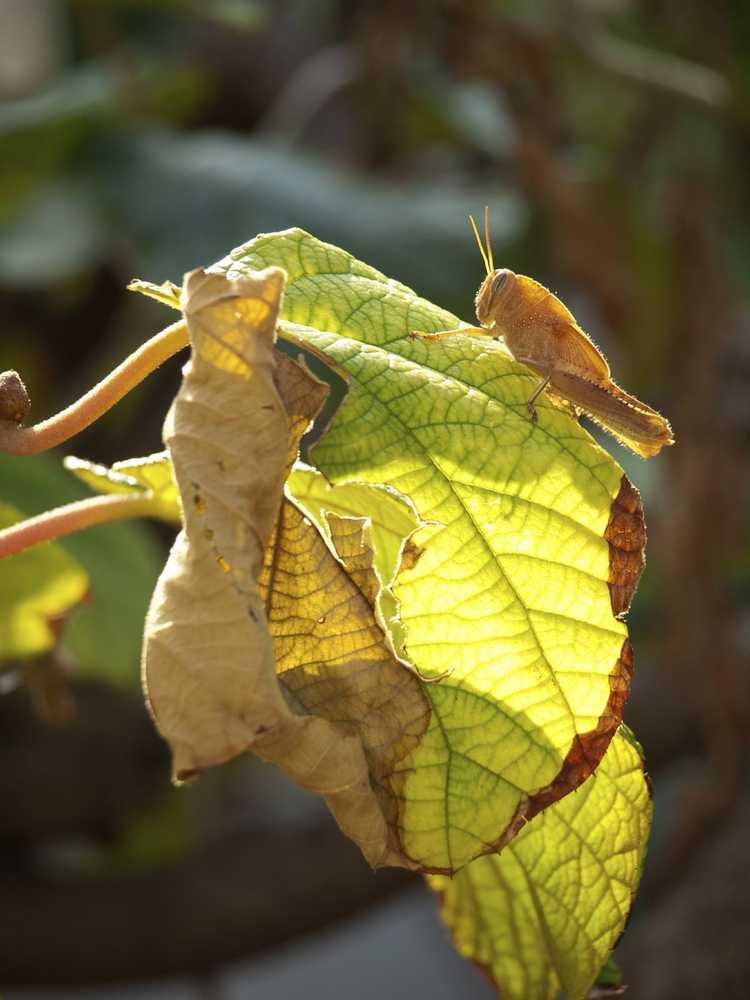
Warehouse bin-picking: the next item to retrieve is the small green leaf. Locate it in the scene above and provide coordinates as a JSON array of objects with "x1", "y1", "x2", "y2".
[
  {"x1": 64, "y1": 452, "x2": 182, "y2": 524},
  {"x1": 0, "y1": 502, "x2": 88, "y2": 658},
  {"x1": 427, "y1": 727, "x2": 652, "y2": 1000},
  {"x1": 127, "y1": 277, "x2": 182, "y2": 311}
]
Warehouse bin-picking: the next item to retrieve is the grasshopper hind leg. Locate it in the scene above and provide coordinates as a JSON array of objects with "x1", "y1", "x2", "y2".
[{"x1": 526, "y1": 374, "x2": 551, "y2": 423}]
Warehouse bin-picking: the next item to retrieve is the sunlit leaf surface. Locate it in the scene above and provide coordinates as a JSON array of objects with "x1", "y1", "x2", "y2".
[
  {"x1": 428, "y1": 727, "x2": 652, "y2": 1000},
  {"x1": 214, "y1": 229, "x2": 643, "y2": 873}
]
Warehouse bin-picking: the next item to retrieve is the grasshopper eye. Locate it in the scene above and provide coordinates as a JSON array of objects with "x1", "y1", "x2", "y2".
[
  {"x1": 491, "y1": 270, "x2": 510, "y2": 295},
  {"x1": 475, "y1": 268, "x2": 514, "y2": 324}
]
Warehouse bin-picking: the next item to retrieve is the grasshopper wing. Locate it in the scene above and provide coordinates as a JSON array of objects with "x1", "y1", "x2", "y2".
[{"x1": 515, "y1": 275, "x2": 612, "y2": 383}]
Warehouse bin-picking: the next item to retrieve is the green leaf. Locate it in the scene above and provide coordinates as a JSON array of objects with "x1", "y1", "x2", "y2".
[
  {"x1": 427, "y1": 727, "x2": 652, "y2": 1000},
  {"x1": 64, "y1": 452, "x2": 182, "y2": 524},
  {"x1": 210, "y1": 228, "x2": 643, "y2": 873},
  {"x1": 288, "y1": 462, "x2": 418, "y2": 587},
  {"x1": 0, "y1": 502, "x2": 88, "y2": 658}
]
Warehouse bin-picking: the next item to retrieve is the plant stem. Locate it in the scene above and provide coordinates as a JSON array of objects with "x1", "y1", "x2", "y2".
[
  {"x1": 0, "y1": 494, "x2": 162, "y2": 559},
  {"x1": 0, "y1": 320, "x2": 189, "y2": 456}
]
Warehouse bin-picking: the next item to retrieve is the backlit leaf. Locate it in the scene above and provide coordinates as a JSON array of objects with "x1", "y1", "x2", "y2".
[
  {"x1": 64, "y1": 452, "x2": 181, "y2": 524},
  {"x1": 427, "y1": 727, "x2": 652, "y2": 1000},
  {"x1": 0, "y1": 502, "x2": 88, "y2": 658}
]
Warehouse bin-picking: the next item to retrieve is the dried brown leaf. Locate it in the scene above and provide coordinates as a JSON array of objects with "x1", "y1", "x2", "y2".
[{"x1": 143, "y1": 267, "x2": 290, "y2": 777}]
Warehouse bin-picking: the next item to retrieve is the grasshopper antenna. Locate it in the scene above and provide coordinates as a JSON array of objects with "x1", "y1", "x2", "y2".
[
  {"x1": 483, "y1": 205, "x2": 494, "y2": 273},
  {"x1": 468, "y1": 213, "x2": 491, "y2": 277}
]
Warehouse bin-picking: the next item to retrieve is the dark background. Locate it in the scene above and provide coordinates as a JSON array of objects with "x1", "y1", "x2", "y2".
[{"x1": 1, "y1": 2, "x2": 749, "y2": 997}]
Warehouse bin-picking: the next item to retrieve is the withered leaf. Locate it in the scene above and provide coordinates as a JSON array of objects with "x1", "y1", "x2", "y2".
[
  {"x1": 143, "y1": 267, "x2": 289, "y2": 776},
  {"x1": 143, "y1": 267, "x2": 429, "y2": 868}
]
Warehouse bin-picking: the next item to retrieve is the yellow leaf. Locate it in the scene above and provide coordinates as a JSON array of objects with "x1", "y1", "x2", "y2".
[{"x1": 0, "y1": 502, "x2": 88, "y2": 658}]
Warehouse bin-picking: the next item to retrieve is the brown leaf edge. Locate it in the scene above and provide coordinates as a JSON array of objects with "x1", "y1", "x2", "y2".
[{"x1": 605, "y1": 475, "x2": 646, "y2": 619}]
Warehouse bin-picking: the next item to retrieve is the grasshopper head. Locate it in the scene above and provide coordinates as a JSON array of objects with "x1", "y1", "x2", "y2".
[
  {"x1": 474, "y1": 268, "x2": 517, "y2": 327},
  {"x1": 468, "y1": 210, "x2": 517, "y2": 330}
]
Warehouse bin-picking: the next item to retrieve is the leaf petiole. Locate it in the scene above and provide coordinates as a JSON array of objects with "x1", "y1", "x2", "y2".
[
  {"x1": 0, "y1": 493, "x2": 160, "y2": 559},
  {"x1": 0, "y1": 320, "x2": 188, "y2": 457}
]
